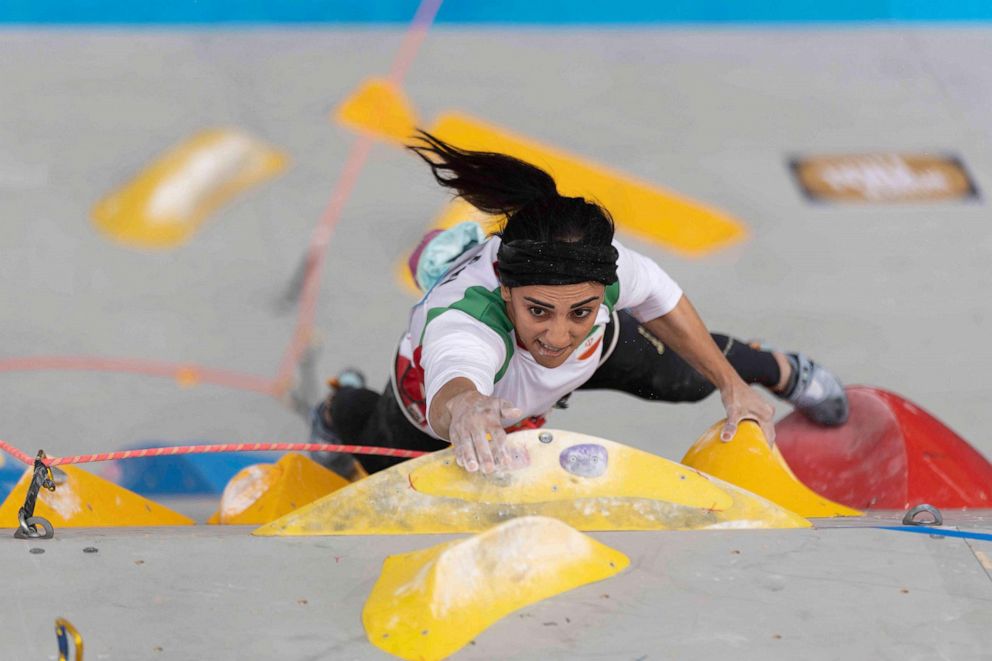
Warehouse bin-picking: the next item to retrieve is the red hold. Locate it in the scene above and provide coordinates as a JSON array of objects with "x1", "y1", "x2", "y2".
[{"x1": 775, "y1": 386, "x2": 992, "y2": 509}]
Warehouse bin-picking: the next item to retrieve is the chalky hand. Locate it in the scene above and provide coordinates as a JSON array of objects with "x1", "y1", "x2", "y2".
[{"x1": 445, "y1": 391, "x2": 523, "y2": 473}]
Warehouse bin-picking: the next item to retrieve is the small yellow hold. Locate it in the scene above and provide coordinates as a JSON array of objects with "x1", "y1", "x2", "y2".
[
  {"x1": 335, "y1": 78, "x2": 418, "y2": 143},
  {"x1": 175, "y1": 366, "x2": 201, "y2": 388},
  {"x1": 0, "y1": 465, "x2": 193, "y2": 527},
  {"x1": 363, "y1": 516, "x2": 629, "y2": 661},
  {"x1": 254, "y1": 428, "x2": 810, "y2": 536},
  {"x1": 92, "y1": 128, "x2": 287, "y2": 249},
  {"x1": 208, "y1": 453, "x2": 349, "y2": 525},
  {"x1": 681, "y1": 420, "x2": 862, "y2": 518}
]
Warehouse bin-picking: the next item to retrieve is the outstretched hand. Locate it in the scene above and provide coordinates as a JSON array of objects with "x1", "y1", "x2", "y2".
[
  {"x1": 445, "y1": 390, "x2": 526, "y2": 473},
  {"x1": 719, "y1": 380, "x2": 776, "y2": 445}
]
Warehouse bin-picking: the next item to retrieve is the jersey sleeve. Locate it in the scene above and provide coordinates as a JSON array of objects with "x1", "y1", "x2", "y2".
[
  {"x1": 613, "y1": 240, "x2": 684, "y2": 322},
  {"x1": 421, "y1": 310, "x2": 506, "y2": 434}
]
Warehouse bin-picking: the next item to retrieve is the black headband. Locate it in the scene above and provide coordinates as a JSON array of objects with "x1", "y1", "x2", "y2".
[{"x1": 496, "y1": 239, "x2": 619, "y2": 287}]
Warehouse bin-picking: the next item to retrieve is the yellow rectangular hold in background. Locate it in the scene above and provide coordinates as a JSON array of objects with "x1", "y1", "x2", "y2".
[{"x1": 92, "y1": 128, "x2": 287, "y2": 249}]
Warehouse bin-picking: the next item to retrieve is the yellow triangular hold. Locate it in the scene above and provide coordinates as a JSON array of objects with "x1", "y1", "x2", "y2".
[
  {"x1": 335, "y1": 78, "x2": 418, "y2": 143},
  {"x1": 209, "y1": 453, "x2": 348, "y2": 525},
  {"x1": 91, "y1": 128, "x2": 288, "y2": 249},
  {"x1": 681, "y1": 420, "x2": 862, "y2": 518},
  {"x1": 0, "y1": 465, "x2": 193, "y2": 527},
  {"x1": 254, "y1": 428, "x2": 809, "y2": 536},
  {"x1": 364, "y1": 516, "x2": 628, "y2": 661}
]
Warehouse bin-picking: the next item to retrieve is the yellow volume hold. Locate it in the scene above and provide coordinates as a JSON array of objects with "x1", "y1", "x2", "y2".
[
  {"x1": 363, "y1": 516, "x2": 629, "y2": 661},
  {"x1": 254, "y1": 428, "x2": 809, "y2": 536},
  {"x1": 208, "y1": 453, "x2": 349, "y2": 525},
  {"x1": 681, "y1": 420, "x2": 862, "y2": 518},
  {"x1": 92, "y1": 128, "x2": 287, "y2": 249},
  {"x1": 0, "y1": 465, "x2": 193, "y2": 527}
]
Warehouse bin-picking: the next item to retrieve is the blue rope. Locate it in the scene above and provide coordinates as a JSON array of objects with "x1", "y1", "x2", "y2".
[{"x1": 875, "y1": 526, "x2": 992, "y2": 542}]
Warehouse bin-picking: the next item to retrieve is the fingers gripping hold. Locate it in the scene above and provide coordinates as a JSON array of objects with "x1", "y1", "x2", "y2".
[
  {"x1": 445, "y1": 392, "x2": 523, "y2": 474},
  {"x1": 720, "y1": 385, "x2": 776, "y2": 445}
]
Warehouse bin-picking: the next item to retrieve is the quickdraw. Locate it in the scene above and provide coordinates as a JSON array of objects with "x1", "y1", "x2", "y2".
[{"x1": 13, "y1": 450, "x2": 56, "y2": 540}]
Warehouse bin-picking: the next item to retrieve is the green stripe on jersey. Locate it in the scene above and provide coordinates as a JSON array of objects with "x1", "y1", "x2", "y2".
[
  {"x1": 604, "y1": 281, "x2": 620, "y2": 312},
  {"x1": 421, "y1": 286, "x2": 515, "y2": 382},
  {"x1": 421, "y1": 280, "x2": 620, "y2": 383}
]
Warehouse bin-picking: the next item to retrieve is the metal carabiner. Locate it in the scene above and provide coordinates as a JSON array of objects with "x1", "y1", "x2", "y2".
[
  {"x1": 903, "y1": 504, "x2": 943, "y2": 527},
  {"x1": 55, "y1": 617, "x2": 84, "y2": 661}
]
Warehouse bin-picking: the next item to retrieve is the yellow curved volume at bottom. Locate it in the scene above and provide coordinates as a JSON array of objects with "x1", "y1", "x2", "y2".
[
  {"x1": 681, "y1": 421, "x2": 862, "y2": 518},
  {"x1": 254, "y1": 428, "x2": 809, "y2": 536},
  {"x1": 363, "y1": 516, "x2": 628, "y2": 661}
]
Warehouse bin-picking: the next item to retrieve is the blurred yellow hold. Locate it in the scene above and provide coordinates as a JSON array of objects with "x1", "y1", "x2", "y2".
[
  {"x1": 334, "y1": 78, "x2": 747, "y2": 262},
  {"x1": 681, "y1": 420, "x2": 862, "y2": 518},
  {"x1": 0, "y1": 465, "x2": 193, "y2": 527},
  {"x1": 254, "y1": 428, "x2": 809, "y2": 536},
  {"x1": 92, "y1": 128, "x2": 287, "y2": 249},
  {"x1": 336, "y1": 78, "x2": 419, "y2": 142},
  {"x1": 174, "y1": 366, "x2": 201, "y2": 388},
  {"x1": 431, "y1": 113, "x2": 747, "y2": 256},
  {"x1": 364, "y1": 516, "x2": 628, "y2": 661},
  {"x1": 208, "y1": 453, "x2": 348, "y2": 525}
]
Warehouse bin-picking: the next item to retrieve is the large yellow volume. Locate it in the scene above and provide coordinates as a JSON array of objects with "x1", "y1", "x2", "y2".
[
  {"x1": 0, "y1": 465, "x2": 193, "y2": 527},
  {"x1": 363, "y1": 516, "x2": 628, "y2": 661},
  {"x1": 681, "y1": 421, "x2": 862, "y2": 518},
  {"x1": 254, "y1": 428, "x2": 809, "y2": 536},
  {"x1": 92, "y1": 128, "x2": 287, "y2": 249},
  {"x1": 207, "y1": 453, "x2": 349, "y2": 525}
]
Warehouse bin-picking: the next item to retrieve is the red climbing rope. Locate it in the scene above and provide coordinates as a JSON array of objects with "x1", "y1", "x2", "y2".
[
  {"x1": 0, "y1": 355, "x2": 276, "y2": 395},
  {"x1": 0, "y1": 438, "x2": 425, "y2": 468},
  {"x1": 0, "y1": 440, "x2": 35, "y2": 466}
]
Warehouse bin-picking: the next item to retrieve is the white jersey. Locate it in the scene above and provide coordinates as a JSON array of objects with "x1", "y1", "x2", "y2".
[{"x1": 391, "y1": 236, "x2": 683, "y2": 438}]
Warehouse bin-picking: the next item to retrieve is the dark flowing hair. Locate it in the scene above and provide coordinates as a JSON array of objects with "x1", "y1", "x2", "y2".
[{"x1": 407, "y1": 130, "x2": 615, "y2": 248}]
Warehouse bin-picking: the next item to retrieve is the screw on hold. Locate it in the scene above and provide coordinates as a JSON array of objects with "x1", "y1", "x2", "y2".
[
  {"x1": 539, "y1": 432, "x2": 554, "y2": 444},
  {"x1": 83, "y1": 547, "x2": 98, "y2": 554},
  {"x1": 903, "y1": 504, "x2": 943, "y2": 527}
]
